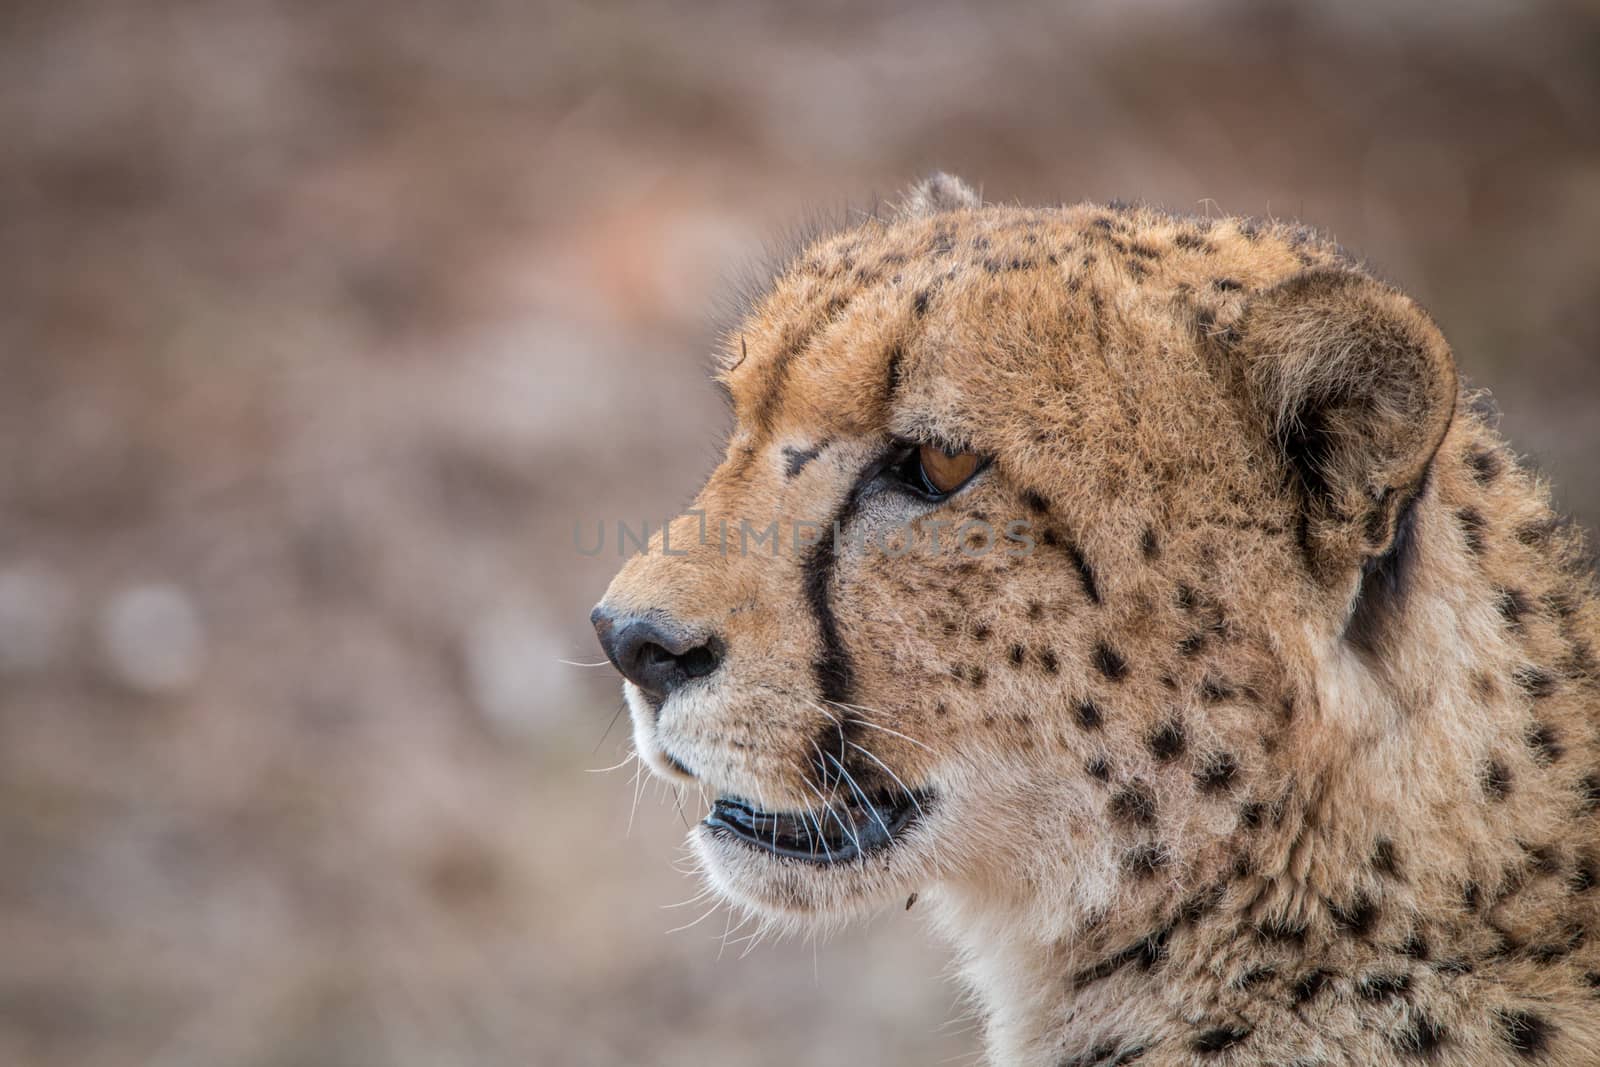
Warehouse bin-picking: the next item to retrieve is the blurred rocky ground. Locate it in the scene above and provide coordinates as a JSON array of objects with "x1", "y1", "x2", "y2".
[{"x1": 0, "y1": 1, "x2": 1595, "y2": 1064}]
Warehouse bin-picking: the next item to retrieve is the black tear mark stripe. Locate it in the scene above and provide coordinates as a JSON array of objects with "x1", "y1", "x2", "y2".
[
  {"x1": 799, "y1": 335, "x2": 915, "y2": 705},
  {"x1": 803, "y1": 492, "x2": 859, "y2": 705}
]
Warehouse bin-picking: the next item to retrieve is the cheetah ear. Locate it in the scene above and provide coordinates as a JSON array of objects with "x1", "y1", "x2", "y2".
[
  {"x1": 1236, "y1": 269, "x2": 1458, "y2": 584},
  {"x1": 896, "y1": 172, "x2": 980, "y2": 218}
]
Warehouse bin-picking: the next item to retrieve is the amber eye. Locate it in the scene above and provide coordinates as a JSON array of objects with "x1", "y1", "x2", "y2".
[{"x1": 917, "y1": 443, "x2": 982, "y2": 496}]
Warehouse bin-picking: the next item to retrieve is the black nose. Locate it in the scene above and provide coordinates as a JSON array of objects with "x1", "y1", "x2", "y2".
[{"x1": 590, "y1": 606, "x2": 724, "y2": 697}]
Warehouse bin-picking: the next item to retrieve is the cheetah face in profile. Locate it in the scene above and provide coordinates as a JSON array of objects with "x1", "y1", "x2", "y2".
[{"x1": 591, "y1": 174, "x2": 1457, "y2": 931}]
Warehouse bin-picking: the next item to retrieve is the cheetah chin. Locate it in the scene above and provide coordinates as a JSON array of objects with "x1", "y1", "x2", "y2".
[{"x1": 593, "y1": 174, "x2": 1600, "y2": 1065}]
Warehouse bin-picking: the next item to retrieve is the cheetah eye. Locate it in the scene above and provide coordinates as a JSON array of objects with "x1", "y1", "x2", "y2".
[{"x1": 888, "y1": 442, "x2": 985, "y2": 499}]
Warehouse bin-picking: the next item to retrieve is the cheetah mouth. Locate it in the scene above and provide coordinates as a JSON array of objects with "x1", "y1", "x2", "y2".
[{"x1": 704, "y1": 788, "x2": 931, "y2": 865}]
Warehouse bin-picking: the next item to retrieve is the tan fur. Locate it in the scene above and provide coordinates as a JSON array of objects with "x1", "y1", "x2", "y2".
[{"x1": 596, "y1": 175, "x2": 1600, "y2": 1065}]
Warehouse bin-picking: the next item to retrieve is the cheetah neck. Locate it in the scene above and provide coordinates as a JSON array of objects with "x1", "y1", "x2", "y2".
[{"x1": 936, "y1": 423, "x2": 1600, "y2": 1065}]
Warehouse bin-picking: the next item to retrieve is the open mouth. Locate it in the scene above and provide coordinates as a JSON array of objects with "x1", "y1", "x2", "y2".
[{"x1": 704, "y1": 788, "x2": 930, "y2": 865}]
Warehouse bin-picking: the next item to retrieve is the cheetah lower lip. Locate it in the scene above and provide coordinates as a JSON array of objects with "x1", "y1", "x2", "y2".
[{"x1": 704, "y1": 789, "x2": 930, "y2": 864}]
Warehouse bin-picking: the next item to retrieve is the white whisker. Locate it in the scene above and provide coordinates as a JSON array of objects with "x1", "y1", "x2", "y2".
[
  {"x1": 846, "y1": 740, "x2": 925, "y2": 820},
  {"x1": 586, "y1": 750, "x2": 638, "y2": 774}
]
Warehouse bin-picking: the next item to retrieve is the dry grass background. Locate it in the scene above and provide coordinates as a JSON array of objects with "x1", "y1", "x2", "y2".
[{"x1": 0, "y1": 2, "x2": 1596, "y2": 1065}]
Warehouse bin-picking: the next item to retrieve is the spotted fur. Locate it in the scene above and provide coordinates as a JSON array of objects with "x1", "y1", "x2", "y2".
[{"x1": 595, "y1": 175, "x2": 1600, "y2": 1065}]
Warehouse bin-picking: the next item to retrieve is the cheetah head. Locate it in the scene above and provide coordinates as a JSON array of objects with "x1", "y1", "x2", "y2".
[{"x1": 591, "y1": 175, "x2": 1457, "y2": 934}]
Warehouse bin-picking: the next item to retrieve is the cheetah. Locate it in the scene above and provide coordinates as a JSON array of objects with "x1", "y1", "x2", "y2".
[{"x1": 590, "y1": 174, "x2": 1600, "y2": 1065}]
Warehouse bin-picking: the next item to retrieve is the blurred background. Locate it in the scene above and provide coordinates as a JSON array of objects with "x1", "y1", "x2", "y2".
[{"x1": 0, "y1": 1, "x2": 1596, "y2": 1064}]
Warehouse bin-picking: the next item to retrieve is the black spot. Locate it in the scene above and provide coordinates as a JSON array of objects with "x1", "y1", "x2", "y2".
[
  {"x1": 1467, "y1": 447, "x2": 1502, "y2": 484},
  {"x1": 1462, "y1": 881, "x2": 1480, "y2": 912},
  {"x1": 1516, "y1": 666, "x2": 1558, "y2": 699},
  {"x1": 1566, "y1": 639, "x2": 1598, "y2": 679},
  {"x1": 1234, "y1": 965, "x2": 1275, "y2": 991},
  {"x1": 1200, "y1": 676, "x2": 1234, "y2": 703},
  {"x1": 1009, "y1": 644, "x2": 1026, "y2": 667},
  {"x1": 1256, "y1": 917, "x2": 1308, "y2": 944},
  {"x1": 1580, "y1": 773, "x2": 1600, "y2": 811},
  {"x1": 1399, "y1": 932, "x2": 1430, "y2": 960},
  {"x1": 1076, "y1": 699, "x2": 1104, "y2": 730},
  {"x1": 1093, "y1": 644, "x2": 1128, "y2": 681},
  {"x1": 1392, "y1": 1012, "x2": 1447, "y2": 1058},
  {"x1": 1329, "y1": 893, "x2": 1379, "y2": 937},
  {"x1": 1457, "y1": 507, "x2": 1487, "y2": 554},
  {"x1": 1517, "y1": 518, "x2": 1558, "y2": 547},
  {"x1": 1212, "y1": 277, "x2": 1243, "y2": 292},
  {"x1": 1174, "y1": 231, "x2": 1210, "y2": 251},
  {"x1": 1196, "y1": 753, "x2": 1238, "y2": 793},
  {"x1": 1148, "y1": 721, "x2": 1187, "y2": 762},
  {"x1": 1433, "y1": 958, "x2": 1472, "y2": 976},
  {"x1": 973, "y1": 623, "x2": 991, "y2": 642},
  {"x1": 1526, "y1": 722, "x2": 1564, "y2": 765},
  {"x1": 1497, "y1": 1009, "x2": 1554, "y2": 1057},
  {"x1": 1141, "y1": 526, "x2": 1161, "y2": 560},
  {"x1": 1527, "y1": 924, "x2": 1584, "y2": 963},
  {"x1": 1289, "y1": 968, "x2": 1331, "y2": 1007},
  {"x1": 1038, "y1": 649, "x2": 1060, "y2": 674},
  {"x1": 968, "y1": 666, "x2": 987, "y2": 688},
  {"x1": 1087, "y1": 757, "x2": 1111, "y2": 781},
  {"x1": 1523, "y1": 841, "x2": 1562, "y2": 875},
  {"x1": 1180, "y1": 883, "x2": 1225, "y2": 924},
  {"x1": 1061, "y1": 1043, "x2": 1120, "y2": 1067},
  {"x1": 1482, "y1": 760, "x2": 1513, "y2": 800},
  {"x1": 1069, "y1": 924, "x2": 1173, "y2": 989},
  {"x1": 1110, "y1": 783, "x2": 1158, "y2": 828},
  {"x1": 1176, "y1": 633, "x2": 1207, "y2": 658},
  {"x1": 1239, "y1": 802, "x2": 1266, "y2": 830},
  {"x1": 1022, "y1": 489, "x2": 1051, "y2": 514},
  {"x1": 1569, "y1": 857, "x2": 1596, "y2": 893},
  {"x1": 1357, "y1": 972, "x2": 1411, "y2": 1001},
  {"x1": 1027, "y1": 600, "x2": 1045, "y2": 621},
  {"x1": 1372, "y1": 838, "x2": 1403, "y2": 879},
  {"x1": 1191, "y1": 1027, "x2": 1250, "y2": 1055},
  {"x1": 912, "y1": 289, "x2": 931, "y2": 317},
  {"x1": 1066, "y1": 543, "x2": 1102, "y2": 605},
  {"x1": 1497, "y1": 588, "x2": 1532, "y2": 627},
  {"x1": 1124, "y1": 844, "x2": 1168, "y2": 879}
]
